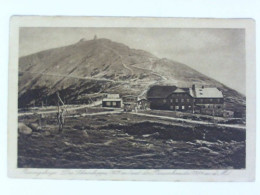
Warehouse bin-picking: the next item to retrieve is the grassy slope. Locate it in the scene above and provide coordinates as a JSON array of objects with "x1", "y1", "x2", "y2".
[{"x1": 18, "y1": 38, "x2": 245, "y2": 112}]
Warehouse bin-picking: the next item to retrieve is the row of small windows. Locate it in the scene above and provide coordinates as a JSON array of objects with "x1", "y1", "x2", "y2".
[
  {"x1": 201, "y1": 105, "x2": 222, "y2": 109},
  {"x1": 163, "y1": 99, "x2": 191, "y2": 103},
  {"x1": 198, "y1": 99, "x2": 221, "y2": 103},
  {"x1": 170, "y1": 105, "x2": 192, "y2": 110},
  {"x1": 172, "y1": 94, "x2": 187, "y2": 97},
  {"x1": 163, "y1": 98, "x2": 221, "y2": 103},
  {"x1": 106, "y1": 101, "x2": 117, "y2": 106}
]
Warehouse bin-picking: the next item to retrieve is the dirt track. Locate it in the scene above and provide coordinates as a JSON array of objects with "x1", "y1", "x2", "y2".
[
  {"x1": 18, "y1": 101, "x2": 102, "y2": 116},
  {"x1": 130, "y1": 112, "x2": 246, "y2": 130}
]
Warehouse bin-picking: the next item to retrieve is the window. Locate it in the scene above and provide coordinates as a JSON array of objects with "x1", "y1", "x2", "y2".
[
  {"x1": 187, "y1": 99, "x2": 190, "y2": 102},
  {"x1": 170, "y1": 99, "x2": 173, "y2": 103},
  {"x1": 106, "y1": 102, "x2": 111, "y2": 106},
  {"x1": 170, "y1": 106, "x2": 173, "y2": 109},
  {"x1": 181, "y1": 99, "x2": 184, "y2": 102},
  {"x1": 200, "y1": 99, "x2": 203, "y2": 103},
  {"x1": 176, "y1": 99, "x2": 178, "y2": 103},
  {"x1": 210, "y1": 99, "x2": 213, "y2": 102},
  {"x1": 217, "y1": 99, "x2": 220, "y2": 103},
  {"x1": 112, "y1": 102, "x2": 117, "y2": 106},
  {"x1": 175, "y1": 106, "x2": 179, "y2": 110},
  {"x1": 163, "y1": 99, "x2": 166, "y2": 103},
  {"x1": 182, "y1": 106, "x2": 185, "y2": 110}
]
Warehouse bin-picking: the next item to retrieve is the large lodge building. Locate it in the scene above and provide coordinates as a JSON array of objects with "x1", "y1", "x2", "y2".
[
  {"x1": 101, "y1": 85, "x2": 225, "y2": 116},
  {"x1": 147, "y1": 85, "x2": 224, "y2": 116}
]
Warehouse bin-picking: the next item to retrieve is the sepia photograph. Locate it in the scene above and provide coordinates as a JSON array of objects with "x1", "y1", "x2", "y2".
[{"x1": 8, "y1": 17, "x2": 256, "y2": 181}]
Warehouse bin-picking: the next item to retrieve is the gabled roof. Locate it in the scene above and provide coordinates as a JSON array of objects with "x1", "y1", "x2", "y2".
[
  {"x1": 147, "y1": 85, "x2": 192, "y2": 99},
  {"x1": 174, "y1": 88, "x2": 186, "y2": 93},
  {"x1": 147, "y1": 85, "x2": 223, "y2": 99},
  {"x1": 102, "y1": 98, "x2": 122, "y2": 102},
  {"x1": 190, "y1": 87, "x2": 223, "y2": 98},
  {"x1": 103, "y1": 94, "x2": 122, "y2": 102},
  {"x1": 147, "y1": 85, "x2": 177, "y2": 98},
  {"x1": 106, "y1": 94, "x2": 120, "y2": 99}
]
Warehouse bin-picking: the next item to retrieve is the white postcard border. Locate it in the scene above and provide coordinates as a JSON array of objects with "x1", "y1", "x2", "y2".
[{"x1": 8, "y1": 16, "x2": 256, "y2": 181}]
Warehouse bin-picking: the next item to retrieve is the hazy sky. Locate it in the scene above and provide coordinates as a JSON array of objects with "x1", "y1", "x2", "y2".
[{"x1": 19, "y1": 27, "x2": 246, "y2": 95}]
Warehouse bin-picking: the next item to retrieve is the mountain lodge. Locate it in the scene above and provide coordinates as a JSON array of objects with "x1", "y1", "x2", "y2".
[{"x1": 147, "y1": 85, "x2": 224, "y2": 116}]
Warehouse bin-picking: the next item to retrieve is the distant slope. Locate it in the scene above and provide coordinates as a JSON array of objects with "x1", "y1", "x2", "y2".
[{"x1": 18, "y1": 38, "x2": 245, "y2": 112}]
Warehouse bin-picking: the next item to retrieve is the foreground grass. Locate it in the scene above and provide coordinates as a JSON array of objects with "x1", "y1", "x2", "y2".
[{"x1": 18, "y1": 112, "x2": 245, "y2": 169}]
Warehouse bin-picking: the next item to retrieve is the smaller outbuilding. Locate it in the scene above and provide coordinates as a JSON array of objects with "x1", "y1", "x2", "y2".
[
  {"x1": 102, "y1": 94, "x2": 122, "y2": 108},
  {"x1": 122, "y1": 95, "x2": 138, "y2": 112},
  {"x1": 137, "y1": 97, "x2": 150, "y2": 110}
]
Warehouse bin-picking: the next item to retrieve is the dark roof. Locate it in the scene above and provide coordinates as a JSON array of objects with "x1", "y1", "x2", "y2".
[
  {"x1": 147, "y1": 85, "x2": 223, "y2": 99},
  {"x1": 147, "y1": 85, "x2": 177, "y2": 98}
]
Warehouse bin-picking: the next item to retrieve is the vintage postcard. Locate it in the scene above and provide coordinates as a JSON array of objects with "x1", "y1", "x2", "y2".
[{"x1": 8, "y1": 16, "x2": 256, "y2": 181}]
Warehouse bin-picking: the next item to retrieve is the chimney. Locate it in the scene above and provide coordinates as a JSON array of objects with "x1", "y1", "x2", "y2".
[{"x1": 191, "y1": 84, "x2": 196, "y2": 98}]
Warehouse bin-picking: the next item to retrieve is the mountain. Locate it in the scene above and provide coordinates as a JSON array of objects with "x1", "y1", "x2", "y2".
[{"x1": 18, "y1": 38, "x2": 245, "y2": 112}]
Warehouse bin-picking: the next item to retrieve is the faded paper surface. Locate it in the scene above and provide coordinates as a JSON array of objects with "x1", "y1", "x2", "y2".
[{"x1": 8, "y1": 16, "x2": 256, "y2": 181}]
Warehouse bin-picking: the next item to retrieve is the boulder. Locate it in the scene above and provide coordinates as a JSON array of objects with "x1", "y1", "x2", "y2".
[
  {"x1": 18, "y1": 123, "x2": 32, "y2": 135},
  {"x1": 27, "y1": 123, "x2": 41, "y2": 132}
]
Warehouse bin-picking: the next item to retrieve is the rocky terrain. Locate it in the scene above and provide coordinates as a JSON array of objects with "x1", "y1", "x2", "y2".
[{"x1": 18, "y1": 111, "x2": 245, "y2": 169}]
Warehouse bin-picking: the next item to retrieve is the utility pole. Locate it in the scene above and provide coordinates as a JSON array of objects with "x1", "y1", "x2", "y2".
[
  {"x1": 57, "y1": 92, "x2": 65, "y2": 106},
  {"x1": 212, "y1": 105, "x2": 215, "y2": 124},
  {"x1": 56, "y1": 91, "x2": 67, "y2": 132},
  {"x1": 192, "y1": 99, "x2": 195, "y2": 114}
]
